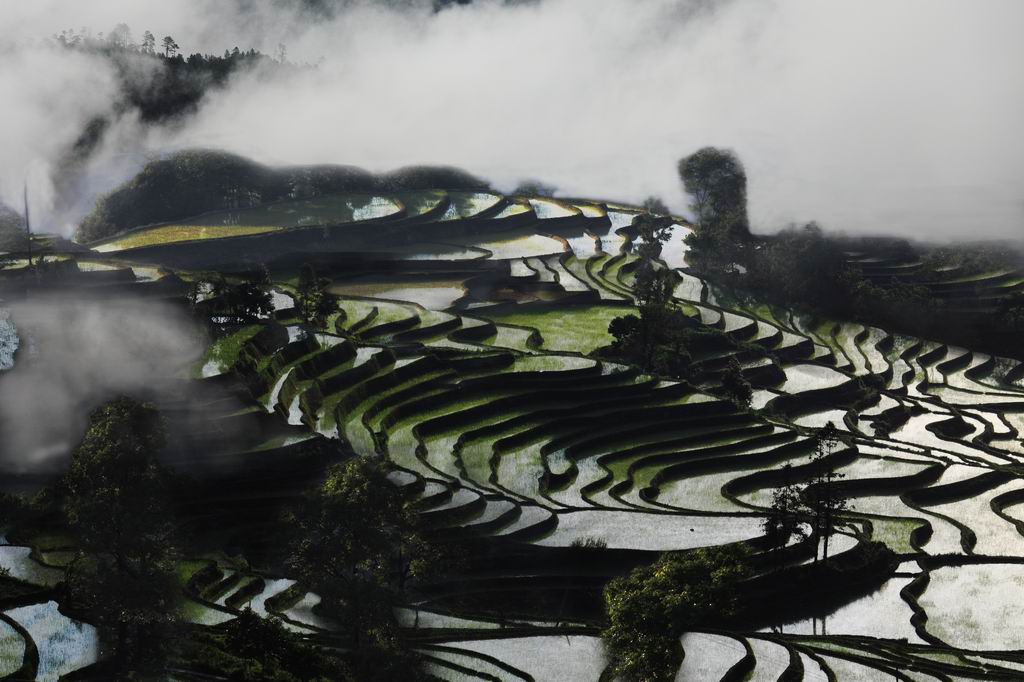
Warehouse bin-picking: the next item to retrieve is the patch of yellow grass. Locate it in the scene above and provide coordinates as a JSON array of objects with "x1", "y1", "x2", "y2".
[{"x1": 93, "y1": 224, "x2": 281, "y2": 253}]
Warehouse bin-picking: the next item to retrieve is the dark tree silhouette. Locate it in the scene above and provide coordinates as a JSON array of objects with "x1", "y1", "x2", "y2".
[
  {"x1": 161, "y1": 35, "x2": 179, "y2": 57},
  {"x1": 678, "y1": 147, "x2": 749, "y2": 236},
  {"x1": 678, "y1": 147, "x2": 750, "y2": 275},
  {"x1": 209, "y1": 272, "x2": 273, "y2": 322},
  {"x1": 641, "y1": 195, "x2": 670, "y2": 216},
  {"x1": 720, "y1": 357, "x2": 753, "y2": 409},
  {"x1": 0, "y1": 203, "x2": 27, "y2": 251},
  {"x1": 762, "y1": 464, "x2": 807, "y2": 562},
  {"x1": 288, "y1": 458, "x2": 438, "y2": 654},
  {"x1": 62, "y1": 397, "x2": 179, "y2": 670},
  {"x1": 108, "y1": 23, "x2": 132, "y2": 49},
  {"x1": 806, "y1": 422, "x2": 850, "y2": 562},
  {"x1": 603, "y1": 546, "x2": 750, "y2": 682},
  {"x1": 295, "y1": 263, "x2": 337, "y2": 327}
]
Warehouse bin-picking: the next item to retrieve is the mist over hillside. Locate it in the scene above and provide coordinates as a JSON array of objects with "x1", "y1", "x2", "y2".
[
  {"x1": 0, "y1": 293, "x2": 204, "y2": 472},
  {"x1": 1, "y1": 0, "x2": 1022, "y2": 242}
]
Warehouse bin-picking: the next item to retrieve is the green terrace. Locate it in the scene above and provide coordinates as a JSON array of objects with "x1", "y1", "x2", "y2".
[{"x1": 2, "y1": 184, "x2": 1024, "y2": 680}]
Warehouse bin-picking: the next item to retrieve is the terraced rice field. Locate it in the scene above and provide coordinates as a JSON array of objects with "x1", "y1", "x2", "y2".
[
  {"x1": 5, "y1": 188, "x2": 1024, "y2": 679},
  {"x1": 328, "y1": 278, "x2": 468, "y2": 310}
]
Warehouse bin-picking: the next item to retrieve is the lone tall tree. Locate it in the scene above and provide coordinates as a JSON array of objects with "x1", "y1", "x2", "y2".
[
  {"x1": 141, "y1": 30, "x2": 156, "y2": 54},
  {"x1": 677, "y1": 147, "x2": 749, "y2": 237},
  {"x1": 22, "y1": 182, "x2": 32, "y2": 268},
  {"x1": 678, "y1": 147, "x2": 750, "y2": 274},
  {"x1": 161, "y1": 35, "x2": 179, "y2": 57},
  {"x1": 807, "y1": 422, "x2": 850, "y2": 562},
  {"x1": 63, "y1": 397, "x2": 179, "y2": 669},
  {"x1": 108, "y1": 23, "x2": 132, "y2": 49},
  {"x1": 762, "y1": 464, "x2": 807, "y2": 564},
  {"x1": 631, "y1": 212, "x2": 674, "y2": 264},
  {"x1": 295, "y1": 263, "x2": 337, "y2": 327},
  {"x1": 608, "y1": 211, "x2": 693, "y2": 377}
]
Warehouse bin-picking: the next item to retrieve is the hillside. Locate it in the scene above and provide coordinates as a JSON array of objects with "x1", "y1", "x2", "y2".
[
  {"x1": 76, "y1": 149, "x2": 490, "y2": 243},
  {"x1": 2, "y1": 183, "x2": 1024, "y2": 679}
]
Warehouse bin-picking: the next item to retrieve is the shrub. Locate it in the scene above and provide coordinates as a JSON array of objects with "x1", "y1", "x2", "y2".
[
  {"x1": 175, "y1": 613, "x2": 338, "y2": 681},
  {"x1": 603, "y1": 545, "x2": 750, "y2": 682},
  {"x1": 720, "y1": 358, "x2": 753, "y2": 409}
]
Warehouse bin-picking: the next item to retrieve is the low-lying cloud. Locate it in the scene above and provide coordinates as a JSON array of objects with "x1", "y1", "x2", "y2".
[
  {"x1": 0, "y1": 293, "x2": 203, "y2": 472},
  {"x1": 1, "y1": 0, "x2": 1023, "y2": 242}
]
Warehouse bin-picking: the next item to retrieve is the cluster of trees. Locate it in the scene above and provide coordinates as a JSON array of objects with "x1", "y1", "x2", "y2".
[
  {"x1": 51, "y1": 25, "x2": 300, "y2": 200},
  {"x1": 54, "y1": 24, "x2": 291, "y2": 93},
  {"x1": 0, "y1": 202, "x2": 31, "y2": 275},
  {"x1": 606, "y1": 213, "x2": 693, "y2": 377},
  {"x1": 287, "y1": 458, "x2": 440, "y2": 680},
  {"x1": 602, "y1": 545, "x2": 750, "y2": 681},
  {"x1": 47, "y1": 24, "x2": 303, "y2": 240},
  {"x1": 737, "y1": 222, "x2": 947, "y2": 335},
  {"x1": 512, "y1": 179, "x2": 557, "y2": 197},
  {"x1": 675, "y1": 146, "x2": 1024, "y2": 355},
  {"x1": 602, "y1": 425, "x2": 853, "y2": 681},
  {"x1": 55, "y1": 25, "x2": 193, "y2": 59},
  {"x1": 189, "y1": 263, "x2": 336, "y2": 328},
  {"x1": 61, "y1": 399, "x2": 179, "y2": 668},
  {"x1": 190, "y1": 269, "x2": 274, "y2": 323},
  {"x1": 25, "y1": 393, "x2": 440, "y2": 679},
  {"x1": 999, "y1": 292, "x2": 1024, "y2": 332},
  {"x1": 185, "y1": 607, "x2": 336, "y2": 681},
  {"x1": 78, "y1": 149, "x2": 489, "y2": 243},
  {"x1": 762, "y1": 423, "x2": 851, "y2": 562},
  {"x1": 603, "y1": 209, "x2": 756, "y2": 407}
]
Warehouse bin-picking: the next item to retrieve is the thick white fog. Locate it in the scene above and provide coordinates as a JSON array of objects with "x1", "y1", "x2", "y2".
[
  {"x1": 0, "y1": 295, "x2": 203, "y2": 470},
  {"x1": 1, "y1": 0, "x2": 1022, "y2": 241}
]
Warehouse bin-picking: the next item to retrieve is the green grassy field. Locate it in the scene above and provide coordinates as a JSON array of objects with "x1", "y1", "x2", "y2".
[{"x1": 480, "y1": 303, "x2": 632, "y2": 353}]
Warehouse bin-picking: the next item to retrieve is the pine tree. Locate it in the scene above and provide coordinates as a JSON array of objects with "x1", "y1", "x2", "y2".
[
  {"x1": 807, "y1": 422, "x2": 850, "y2": 562},
  {"x1": 295, "y1": 263, "x2": 337, "y2": 327},
  {"x1": 161, "y1": 35, "x2": 179, "y2": 57},
  {"x1": 762, "y1": 464, "x2": 807, "y2": 564}
]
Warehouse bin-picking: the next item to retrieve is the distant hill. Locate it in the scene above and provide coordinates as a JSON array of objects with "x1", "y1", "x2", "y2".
[{"x1": 76, "y1": 149, "x2": 489, "y2": 243}]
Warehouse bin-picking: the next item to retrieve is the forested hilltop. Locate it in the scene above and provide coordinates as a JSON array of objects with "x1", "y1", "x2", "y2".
[
  {"x1": 54, "y1": 25, "x2": 298, "y2": 126},
  {"x1": 50, "y1": 27, "x2": 492, "y2": 244},
  {"x1": 77, "y1": 150, "x2": 490, "y2": 243},
  {"x1": 41, "y1": 24, "x2": 303, "y2": 226}
]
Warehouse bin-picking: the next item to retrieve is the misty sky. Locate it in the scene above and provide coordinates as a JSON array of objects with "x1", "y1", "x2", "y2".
[{"x1": 1, "y1": 0, "x2": 1022, "y2": 242}]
